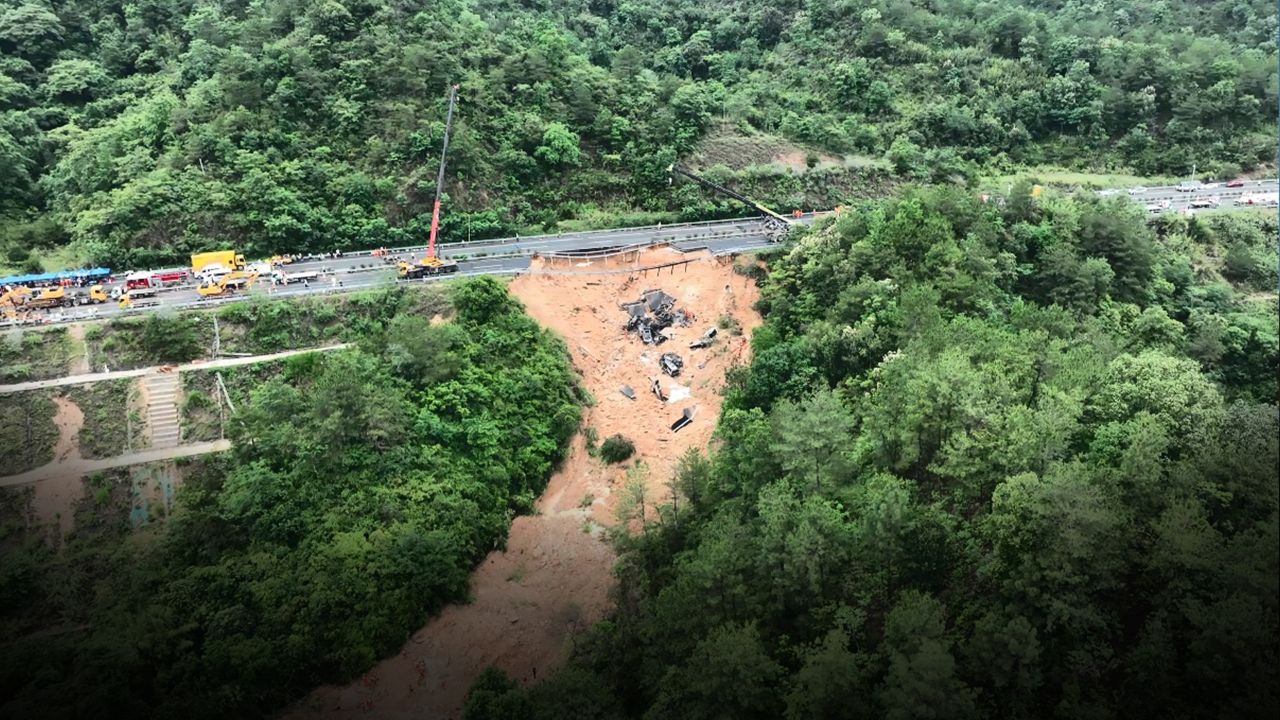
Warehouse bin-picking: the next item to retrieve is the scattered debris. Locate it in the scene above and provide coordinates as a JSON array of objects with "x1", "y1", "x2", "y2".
[
  {"x1": 670, "y1": 407, "x2": 696, "y2": 432},
  {"x1": 666, "y1": 384, "x2": 691, "y2": 403},
  {"x1": 624, "y1": 287, "x2": 692, "y2": 345},
  {"x1": 620, "y1": 385, "x2": 636, "y2": 400},
  {"x1": 689, "y1": 327, "x2": 718, "y2": 349},
  {"x1": 660, "y1": 352, "x2": 684, "y2": 377},
  {"x1": 650, "y1": 377, "x2": 667, "y2": 401}
]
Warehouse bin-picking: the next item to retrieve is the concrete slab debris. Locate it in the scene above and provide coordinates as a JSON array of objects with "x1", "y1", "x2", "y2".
[
  {"x1": 620, "y1": 385, "x2": 636, "y2": 400},
  {"x1": 666, "y1": 384, "x2": 691, "y2": 403},
  {"x1": 670, "y1": 407, "x2": 696, "y2": 432},
  {"x1": 643, "y1": 289, "x2": 676, "y2": 312}
]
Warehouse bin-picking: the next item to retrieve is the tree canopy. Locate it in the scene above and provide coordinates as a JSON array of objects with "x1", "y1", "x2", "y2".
[
  {"x1": 466, "y1": 192, "x2": 1279, "y2": 720},
  {"x1": 0, "y1": 279, "x2": 585, "y2": 719},
  {"x1": 1, "y1": 0, "x2": 1275, "y2": 270}
]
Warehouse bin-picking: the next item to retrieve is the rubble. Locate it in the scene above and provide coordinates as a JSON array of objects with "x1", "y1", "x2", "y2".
[
  {"x1": 689, "y1": 327, "x2": 717, "y2": 349},
  {"x1": 670, "y1": 407, "x2": 696, "y2": 432},
  {"x1": 620, "y1": 385, "x2": 636, "y2": 400},
  {"x1": 623, "y1": 287, "x2": 693, "y2": 346},
  {"x1": 650, "y1": 377, "x2": 666, "y2": 401}
]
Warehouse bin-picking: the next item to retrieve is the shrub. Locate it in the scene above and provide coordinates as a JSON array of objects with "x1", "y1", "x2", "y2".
[
  {"x1": 184, "y1": 390, "x2": 212, "y2": 411},
  {"x1": 717, "y1": 314, "x2": 743, "y2": 336},
  {"x1": 599, "y1": 434, "x2": 635, "y2": 464}
]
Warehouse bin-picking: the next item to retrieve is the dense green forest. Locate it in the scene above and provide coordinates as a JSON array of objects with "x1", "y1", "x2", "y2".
[
  {"x1": 464, "y1": 192, "x2": 1279, "y2": 720},
  {"x1": 1, "y1": 0, "x2": 1276, "y2": 270},
  {"x1": 0, "y1": 279, "x2": 584, "y2": 718}
]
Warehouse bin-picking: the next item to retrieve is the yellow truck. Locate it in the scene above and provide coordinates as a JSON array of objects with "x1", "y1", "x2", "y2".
[
  {"x1": 117, "y1": 287, "x2": 159, "y2": 309},
  {"x1": 191, "y1": 250, "x2": 246, "y2": 276},
  {"x1": 72, "y1": 284, "x2": 110, "y2": 305}
]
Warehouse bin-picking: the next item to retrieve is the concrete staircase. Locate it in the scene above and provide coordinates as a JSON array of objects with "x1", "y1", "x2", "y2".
[{"x1": 144, "y1": 373, "x2": 182, "y2": 449}]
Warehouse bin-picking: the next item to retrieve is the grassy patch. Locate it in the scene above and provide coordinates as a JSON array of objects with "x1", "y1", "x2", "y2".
[
  {"x1": 690, "y1": 126, "x2": 888, "y2": 176},
  {"x1": 980, "y1": 167, "x2": 1181, "y2": 191},
  {"x1": 181, "y1": 361, "x2": 287, "y2": 442},
  {"x1": 86, "y1": 314, "x2": 213, "y2": 371},
  {"x1": 62, "y1": 380, "x2": 144, "y2": 459},
  {"x1": 216, "y1": 284, "x2": 454, "y2": 354},
  {"x1": 0, "y1": 327, "x2": 76, "y2": 383},
  {"x1": 538, "y1": 208, "x2": 679, "y2": 234},
  {"x1": 0, "y1": 391, "x2": 58, "y2": 475},
  {"x1": 81, "y1": 285, "x2": 454, "y2": 371}
]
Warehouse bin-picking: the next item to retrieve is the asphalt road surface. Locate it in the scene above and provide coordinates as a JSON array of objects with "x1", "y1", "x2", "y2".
[
  {"x1": 1095, "y1": 178, "x2": 1278, "y2": 213},
  {"x1": 11, "y1": 216, "x2": 795, "y2": 326},
  {"x1": 5, "y1": 178, "x2": 1275, "y2": 328}
]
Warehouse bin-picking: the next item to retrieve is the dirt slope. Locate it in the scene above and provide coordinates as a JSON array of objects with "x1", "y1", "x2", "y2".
[
  {"x1": 289, "y1": 247, "x2": 761, "y2": 719},
  {"x1": 30, "y1": 397, "x2": 84, "y2": 538}
]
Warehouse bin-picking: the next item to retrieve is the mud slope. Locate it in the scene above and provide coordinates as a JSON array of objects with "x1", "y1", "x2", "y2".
[{"x1": 290, "y1": 247, "x2": 761, "y2": 719}]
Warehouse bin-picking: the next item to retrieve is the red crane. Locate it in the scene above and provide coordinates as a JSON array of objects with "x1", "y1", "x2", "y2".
[{"x1": 428, "y1": 84, "x2": 459, "y2": 259}]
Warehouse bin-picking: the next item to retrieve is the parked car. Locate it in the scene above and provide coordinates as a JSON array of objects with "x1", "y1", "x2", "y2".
[
  {"x1": 1098, "y1": 189, "x2": 1119, "y2": 197},
  {"x1": 1177, "y1": 180, "x2": 1203, "y2": 192},
  {"x1": 1226, "y1": 179, "x2": 1246, "y2": 188},
  {"x1": 1128, "y1": 186, "x2": 1148, "y2": 195}
]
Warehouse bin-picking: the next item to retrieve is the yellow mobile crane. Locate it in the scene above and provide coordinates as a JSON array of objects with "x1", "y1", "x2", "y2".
[
  {"x1": 0, "y1": 286, "x2": 32, "y2": 321},
  {"x1": 197, "y1": 270, "x2": 259, "y2": 298},
  {"x1": 24, "y1": 286, "x2": 75, "y2": 310}
]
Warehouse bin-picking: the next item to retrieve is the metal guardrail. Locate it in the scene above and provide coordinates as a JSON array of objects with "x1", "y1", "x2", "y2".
[
  {"x1": 135, "y1": 224, "x2": 793, "y2": 293},
  {"x1": 136, "y1": 212, "x2": 830, "y2": 276},
  {"x1": 3, "y1": 232, "x2": 784, "y2": 331}
]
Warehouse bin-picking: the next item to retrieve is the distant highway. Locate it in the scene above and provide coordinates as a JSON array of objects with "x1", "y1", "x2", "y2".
[{"x1": 1095, "y1": 178, "x2": 1277, "y2": 213}]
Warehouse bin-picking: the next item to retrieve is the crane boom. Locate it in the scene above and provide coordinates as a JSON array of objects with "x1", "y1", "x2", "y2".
[
  {"x1": 428, "y1": 84, "x2": 460, "y2": 259},
  {"x1": 668, "y1": 164, "x2": 795, "y2": 226}
]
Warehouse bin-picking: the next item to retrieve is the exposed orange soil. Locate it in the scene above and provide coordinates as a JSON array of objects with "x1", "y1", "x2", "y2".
[
  {"x1": 289, "y1": 247, "x2": 761, "y2": 719},
  {"x1": 30, "y1": 396, "x2": 85, "y2": 537}
]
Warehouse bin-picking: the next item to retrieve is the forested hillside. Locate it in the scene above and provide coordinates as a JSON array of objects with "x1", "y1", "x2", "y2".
[
  {"x1": 464, "y1": 193, "x2": 1279, "y2": 720},
  {"x1": 1, "y1": 0, "x2": 1276, "y2": 269},
  {"x1": 0, "y1": 279, "x2": 584, "y2": 718}
]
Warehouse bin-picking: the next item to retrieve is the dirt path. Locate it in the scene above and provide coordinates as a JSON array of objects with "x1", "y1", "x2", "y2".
[
  {"x1": 66, "y1": 323, "x2": 91, "y2": 375},
  {"x1": 30, "y1": 397, "x2": 85, "y2": 536},
  {"x1": 290, "y1": 248, "x2": 761, "y2": 719},
  {"x1": 1, "y1": 439, "x2": 231, "y2": 489},
  {"x1": 0, "y1": 343, "x2": 351, "y2": 395}
]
